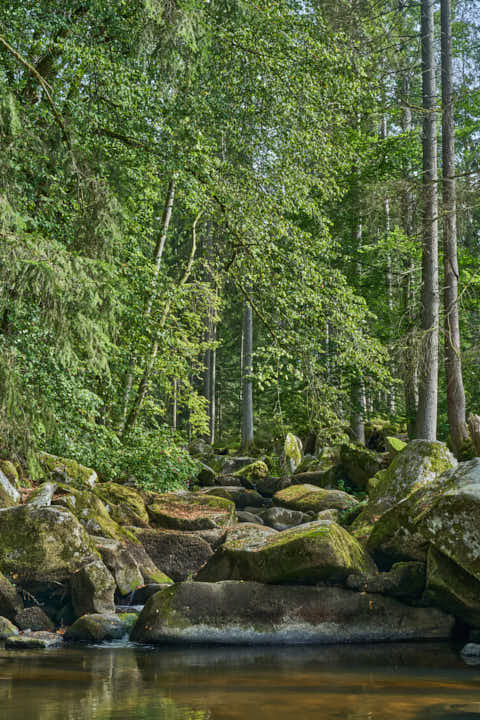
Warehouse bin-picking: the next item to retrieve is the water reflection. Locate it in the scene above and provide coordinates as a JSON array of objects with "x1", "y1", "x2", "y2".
[{"x1": 0, "y1": 643, "x2": 479, "y2": 719}]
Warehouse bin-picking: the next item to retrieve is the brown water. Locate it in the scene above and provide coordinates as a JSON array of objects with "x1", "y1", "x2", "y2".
[{"x1": 0, "y1": 642, "x2": 479, "y2": 720}]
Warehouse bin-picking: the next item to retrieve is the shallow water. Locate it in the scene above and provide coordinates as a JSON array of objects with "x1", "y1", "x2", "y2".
[{"x1": 1, "y1": 642, "x2": 479, "y2": 719}]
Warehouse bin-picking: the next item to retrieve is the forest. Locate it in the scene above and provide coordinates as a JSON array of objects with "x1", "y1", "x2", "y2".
[{"x1": 1, "y1": 0, "x2": 480, "y2": 487}]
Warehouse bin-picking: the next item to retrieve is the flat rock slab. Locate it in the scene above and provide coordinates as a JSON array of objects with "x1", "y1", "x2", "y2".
[
  {"x1": 147, "y1": 492, "x2": 236, "y2": 531},
  {"x1": 273, "y1": 485, "x2": 358, "y2": 513},
  {"x1": 5, "y1": 631, "x2": 63, "y2": 649},
  {"x1": 131, "y1": 581, "x2": 454, "y2": 645}
]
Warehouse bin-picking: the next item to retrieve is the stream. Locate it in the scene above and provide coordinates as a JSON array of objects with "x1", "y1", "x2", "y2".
[{"x1": 1, "y1": 641, "x2": 479, "y2": 719}]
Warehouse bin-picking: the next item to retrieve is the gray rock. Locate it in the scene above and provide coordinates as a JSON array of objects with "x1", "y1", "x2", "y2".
[
  {"x1": 0, "y1": 468, "x2": 20, "y2": 506},
  {"x1": 262, "y1": 506, "x2": 307, "y2": 531},
  {"x1": 424, "y1": 546, "x2": 480, "y2": 627},
  {"x1": 250, "y1": 475, "x2": 291, "y2": 497},
  {"x1": 461, "y1": 643, "x2": 480, "y2": 657},
  {"x1": 15, "y1": 606, "x2": 55, "y2": 632},
  {"x1": 219, "y1": 457, "x2": 256, "y2": 474},
  {"x1": 199, "y1": 486, "x2": 265, "y2": 509},
  {"x1": 346, "y1": 561, "x2": 426, "y2": 601},
  {"x1": 133, "y1": 528, "x2": 213, "y2": 582},
  {"x1": 25, "y1": 482, "x2": 57, "y2": 508},
  {"x1": 131, "y1": 584, "x2": 172, "y2": 605},
  {"x1": 70, "y1": 559, "x2": 116, "y2": 617},
  {"x1": 93, "y1": 537, "x2": 144, "y2": 596},
  {"x1": 237, "y1": 511, "x2": 264, "y2": 524},
  {"x1": 131, "y1": 581, "x2": 454, "y2": 645},
  {"x1": 273, "y1": 485, "x2": 358, "y2": 513},
  {"x1": 6, "y1": 631, "x2": 63, "y2": 649},
  {"x1": 196, "y1": 463, "x2": 217, "y2": 487}
]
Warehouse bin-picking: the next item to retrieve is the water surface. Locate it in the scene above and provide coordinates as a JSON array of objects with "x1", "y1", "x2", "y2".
[{"x1": 1, "y1": 642, "x2": 479, "y2": 719}]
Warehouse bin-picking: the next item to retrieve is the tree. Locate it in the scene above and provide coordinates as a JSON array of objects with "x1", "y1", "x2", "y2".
[
  {"x1": 416, "y1": 0, "x2": 440, "y2": 441},
  {"x1": 441, "y1": 0, "x2": 469, "y2": 455}
]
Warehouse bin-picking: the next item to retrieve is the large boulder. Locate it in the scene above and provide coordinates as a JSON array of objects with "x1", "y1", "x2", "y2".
[
  {"x1": 250, "y1": 475, "x2": 291, "y2": 497},
  {"x1": 196, "y1": 519, "x2": 376, "y2": 584},
  {"x1": 93, "y1": 537, "x2": 145, "y2": 596},
  {"x1": 0, "y1": 570, "x2": 23, "y2": 620},
  {"x1": 0, "y1": 616, "x2": 19, "y2": 639},
  {"x1": 0, "y1": 505, "x2": 98, "y2": 583},
  {"x1": 26, "y1": 482, "x2": 57, "y2": 507},
  {"x1": 273, "y1": 485, "x2": 358, "y2": 513},
  {"x1": 15, "y1": 606, "x2": 55, "y2": 632},
  {"x1": 196, "y1": 462, "x2": 217, "y2": 487},
  {"x1": 147, "y1": 491, "x2": 236, "y2": 531},
  {"x1": 425, "y1": 546, "x2": 480, "y2": 628},
  {"x1": 346, "y1": 561, "x2": 426, "y2": 601},
  {"x1": 39, "y1": 452, "x2": 97, "y2": 489},
  {"x1": 132, "y1": 528, "x2": 213, "y2": 582},
  {"x1": 5, "y1": 631, "x2": 62, "y2": 649},
  {"x1": 52, "y1": 484, "x2": 136, "y2": 543},
  {"x1": 70, "y1": 558, "x2": 116, "y2": 617},
  {"x1": 413, "y1": 458, "x2": 480, "y2": 583},
  {"x1": 218, "y1": 456, "x2": 256, "y2": 475},
  {"x1": 339, "y1": 443, "x2": 381, "y2": 490},
  {"x1": 199, "y1": 486, "x2": 265, "y2": 509},
  {"x1": 232, "y1": 460, "x2": 269, "y2": 487},
  {"x1": 289, "y1": 468, "x2": 339, "y2": 489},
  {"x1": 131, "y1": 581, "x2": 454, "y2": 645},
  {"x1": 351, "y1": 440, "x2": 456, "y2": 542},
  {"x1": 93, "y1": 482, "x2": 149, "y2": 527}
]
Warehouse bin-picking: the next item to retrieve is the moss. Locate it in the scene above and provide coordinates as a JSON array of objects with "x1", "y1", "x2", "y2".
[
  {"x1": 53, "y1": 484, "x2": 138, "y2": 543},
  {"x1": 39, "y1": 452, "x2": 97, "y2": 489},
  {"x1": 274, "y1": 484, "x2": 357, "y2": 513},
  {"x1": 284, "y1": 433, "x2": 302, "y2": 470},
  {"x1": 232, "y1": 460, "x2": 269, "y2": 482},
  {"x1": 148, "y1": 491, "x2": 236, "y2": 530},
  {"x1": 0, "y1": 460, "x2": 19, "y2": 487},
  {"x1": 94, "y1": 482, "x2": 149, "y2": 526},
  {"x1": 385, "y1": 437, "x2": 407, "y2": 454}
]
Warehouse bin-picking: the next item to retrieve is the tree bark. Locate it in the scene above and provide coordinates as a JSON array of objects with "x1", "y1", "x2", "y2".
[
  {"x1": 241, "y1": 298, "x2": 254, "y2": 450},
  {"x1": 441, "y1": 0, "x2": 469, "y2": 455},
  {"x1": 416, "y1": 0, "x2": 440, "y2": 441},
  {"x1": 400, "y1": 77, "x2": 418, "y2": 439}
]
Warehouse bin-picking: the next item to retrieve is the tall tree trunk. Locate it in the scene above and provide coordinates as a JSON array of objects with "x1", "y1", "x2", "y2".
[
  {"x1": 241, "y1": 299, "x2": 254, "y2": 450},
  {"x1": 381, "y1": 115, "x2": 395, "y2": 415},
  {"x1": 441, "y1": 0, "x2": 468, "y2": 455},
  {"x1": 416, "y1": 0, "x2": 439, "y2": 441},
  {"x1": 119, "y1": 177, "x2": 176, "y2": 432},
  {"x1": 172, "y1": 378, "x2": 177, "y2": 430},
  {"x1": 401, "y1": 77, "x2": 418, "y2": 438},
  {"x1": 122, "y1": 211, "x2": 200, "y2": 436},
  {"x1": 351, "y1": 218, "x2": 366, "y2": 445}
]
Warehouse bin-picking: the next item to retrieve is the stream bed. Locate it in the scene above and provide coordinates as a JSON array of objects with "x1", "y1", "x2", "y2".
[{"x1": 0, "y1": 641, "x2": 479, "y2": 719}]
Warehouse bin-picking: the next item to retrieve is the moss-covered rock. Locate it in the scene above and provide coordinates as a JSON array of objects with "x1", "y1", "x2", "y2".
[
  {"x1": 351, "y1": 440, "x2": 456, "y2": 536},
  {"x1": 339, "y1": 444, "x2": 381, "y2": 490},
  {"x1": 93, "y1": 537, "x2": 145, "y2": 596},
  {"x1": 413, "y1": 458, "x2": 480, "y2": 583},
  {"x1": 385, "y1": 436, "x2": 407, "y2": 459},
  {"x1": 196, "y1": 519, "x2": 376, "y2": 584},
  {"x1": 52, "y1": 484, "x2": 136, "y2": 543},
  {"x1": 283, "y1": 433, "x2": 303, "y2": 473},
  {"x1": 147, "y1": 491, "x2": 236, "y2": 531},
  {"x1": 0, "y1": 505, "x2": 98, "y2": 583},
  {"x1": 132, "y1": 528, "x2": 213, "y2": 582},
  {"x1": 0, "y1": 460, "x2": 19, "y2": 488},
  {"x1": 0, "y1": 467, "x2": 20, "y2": 508},
  {"x1": 273, "y1": 484, "x2": 358, "y2": 513},
  {"x1": 64, "y1": 612, "x2": 135, "y2": 642},
  {"x1": 425, "y1": 546, "x2": 480, "y2": 627},
  {"x1": 196, "y1": 462, "x2": 217, "y2": 487},
  {"x1": 70, "y1": 558, "x2": 116, "y2": 617},
  {"x1": 131, "y1": 580, "x2": 454, "y2": 645},
  {"x1": 0, "y1": 616, "x2": 19, "y2": 639},
  {"x1": 232, "y1": 460, "x2": 269, "y2": 486},
  {"x1": 94, "y1": 482, "x2": 149, "y2": 527},
  {"x1": 39, "y1": 452, "x2": 98, "y2": 489},
  {"x1": 289, "y1": 467, "x2": 340, "y2": 489},
  {"x1": 261, "y1": 506, "x2": 308, "y2": 531},
  {"x1": 5, "y1": 631, "x2": 63, "y2": 649},
  {"x1": 26, "y1": 482, "x2": 57, "y2": 507},
  {"x1": 15, "y1": 606, "x2": 55, "y2": 632},
  {"x1": 0, "y1": 570, "x2": 23, "y2": 620}
]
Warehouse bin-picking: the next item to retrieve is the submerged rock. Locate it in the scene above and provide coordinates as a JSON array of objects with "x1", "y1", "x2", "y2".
[
  {"x1": 65, "y1": 613, "x2": 134, "y2": 642},
  {"x1": 196, "y1": 519, "x2": 376, "y2": 584},
  {"x1": 147, "y1": 491, "x2": 236, "y2": 531},
  {"x1": 131, "y1": 581, "x2": 454, "y2": 645},
  {"x1": 5, "y1": 631, "x2": 63, "y2": 649}
]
